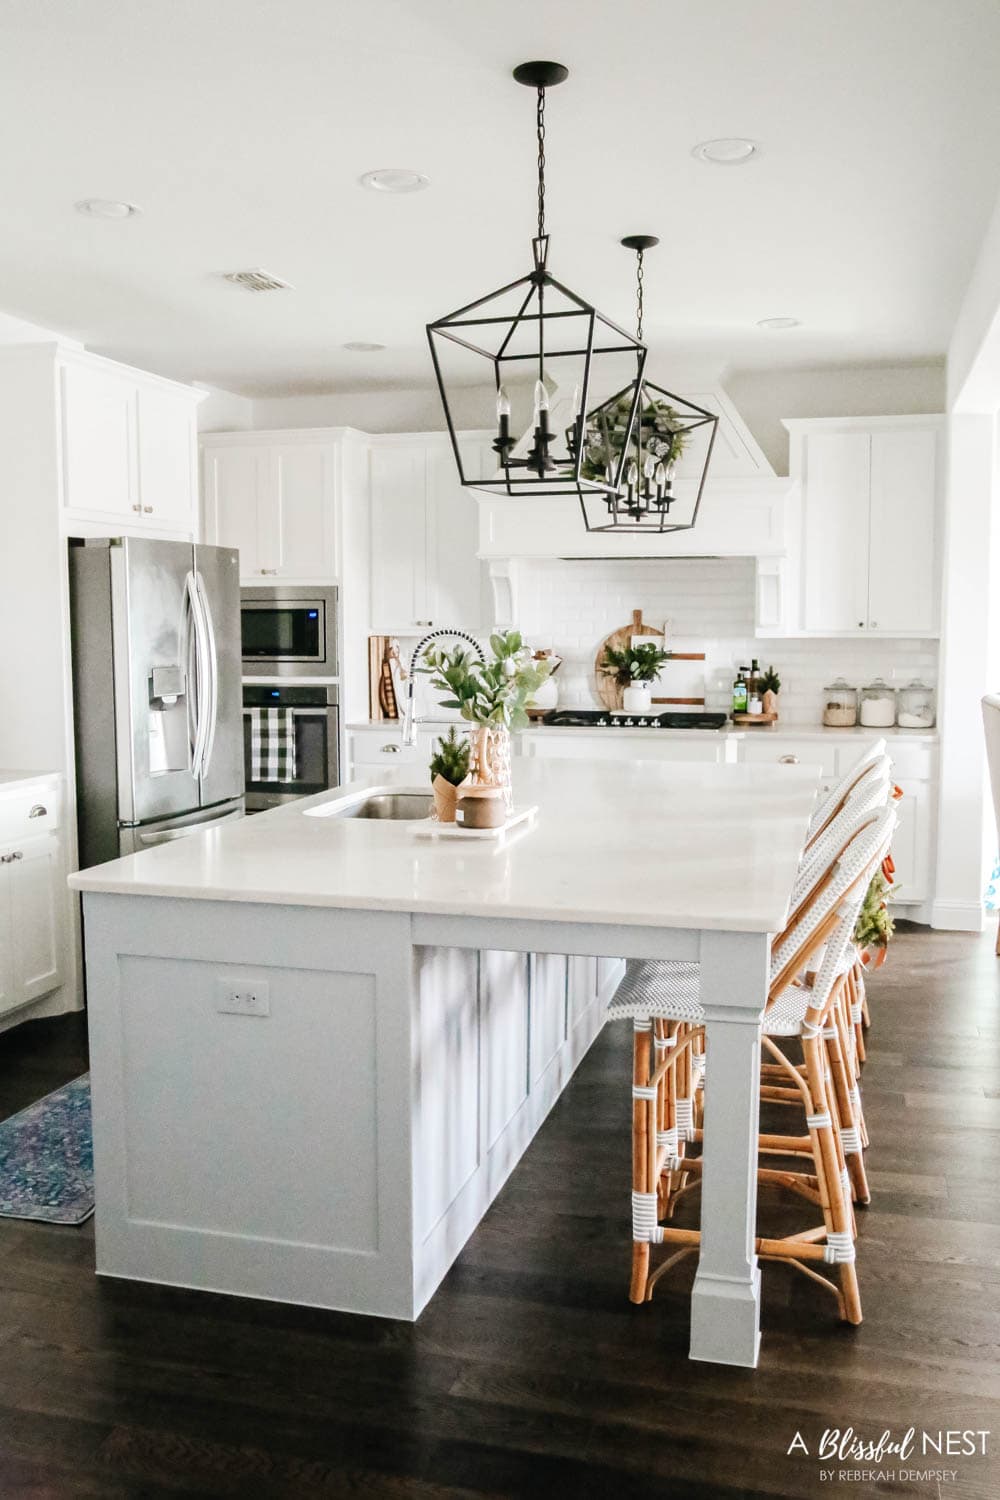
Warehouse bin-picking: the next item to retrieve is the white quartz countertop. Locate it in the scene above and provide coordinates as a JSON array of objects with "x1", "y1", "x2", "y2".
[
  {"x1": 0, "y1": 768, "x2": 61, "y2": 790},
  {"x1": 70, "y1": 759, "x2": 821, "y2": 933}
]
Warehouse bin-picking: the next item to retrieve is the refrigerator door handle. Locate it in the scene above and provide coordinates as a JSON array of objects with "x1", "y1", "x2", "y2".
[
  {"x1": 195, "y1": 570, "x2": 219, "y2": 779},
  {"x1": 184, "y1": 570, "x2": 210, "y2": 779},
  {"x1": 137, "y1": 806, "x2": 243, "y2": 846}
]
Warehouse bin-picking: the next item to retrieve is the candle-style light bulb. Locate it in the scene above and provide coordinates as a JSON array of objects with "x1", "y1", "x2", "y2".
[
  {"x1": 533, "y1": 379, "x2": 550, "y2": 417},
  {"x1": 496, "y1": 386, "x2": 511, "y2": 420},
  {"x1": 654, "y1": 460, "x2": 666, "y2": 487},
  {"x1": 643, "y1": 455, "x2": 656, "y2": 479},
  {"x1": 626, "y1": 460, "x2": 639, "y2": 486}
]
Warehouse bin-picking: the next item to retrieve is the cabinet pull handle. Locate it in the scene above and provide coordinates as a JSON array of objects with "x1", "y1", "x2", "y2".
[
  {"x1": 0, "y1": 853, "x2": 10, "y2": 864},
  {"x1": 260, "y1": 568, "x2": 277, "y2": 576},
  {"x1": 132, "y1": 503, "x2": 142, "y2": 513},
  {"x1": 778, "y1": 755, "x2": 799, "y2": 765},
  {"x1": 381, "y1": 744, "x2": 401, "y2": 754},
  {"x1": 28, "y1": 804, "x2": 47, "y2": 819},
  {"x1": 414, "y1": 620, "x2": 433, "y2": 627},
  {"x1": 143, "y1": 505, "x2": 153, "y2": 514}
]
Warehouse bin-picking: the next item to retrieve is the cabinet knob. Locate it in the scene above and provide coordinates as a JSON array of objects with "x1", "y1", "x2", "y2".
[
  {"x1": 28, "y1": 804, "x2": 47, "y2": 819},
  {"x1": 857, "y1": 620, "x2": 864, "y2": 628},
  {"x1": 143, "y1": 505, "x2": 153, "y2": 514},
  {"x1": 132, "y1": 503, "x2": 142, "y2": 513},
  {"x1": 381, "y1": 743, "x2": 401, "y2": 754},
  {"x1": 778, "y1": 755, "x2": 799, "y2": 765},
  {"x1": 869, "y1": 620, "x2": 878, "y2": 628}
]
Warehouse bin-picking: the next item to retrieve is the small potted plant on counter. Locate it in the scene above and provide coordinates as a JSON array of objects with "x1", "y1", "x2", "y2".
[
  {"x1": 600, "y1": 640, "x2": 671, "y2": 714},
  {"x1": 428, "y1": 727, "x2": 470, "y2": 823},
  {"x1": 421, "y1": 631, "x2": 550, "y2": 812},
  {"x1": 759, "y1": 664, "x2": 781, "y2": 719}
]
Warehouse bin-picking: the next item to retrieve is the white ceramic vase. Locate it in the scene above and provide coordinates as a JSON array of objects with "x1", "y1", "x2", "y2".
[{"x1": 622, "y1": 683, "x2": 653, "y2": 713}]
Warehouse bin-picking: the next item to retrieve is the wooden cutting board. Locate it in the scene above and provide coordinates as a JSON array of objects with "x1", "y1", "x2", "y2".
[{"x1": 594, "y1": 610, "x2": 706, "y2": 711}]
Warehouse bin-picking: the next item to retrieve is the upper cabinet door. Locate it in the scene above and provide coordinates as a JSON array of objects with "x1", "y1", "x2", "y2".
[
  {"x1": 270, "y1": 445, "x2": 338, "y2": 579},
  {"x1": 203, "y1": 446, "x2": 265, "y2": 578},
  {"x1": 867, "y1": 428, "x2": 939, "y2": 634},
  {"x1": 370, "y1": 444, "x2": 430, "y2": 632},
  {"x1": 426, "y1": 440, "x2": 489, "y2": 632},
  {"x1": 137, "y1": 386, "x2": 197, "y2": 532},
  {"x1": 800, "y1": 431, "x2": 871, "y2": 632},
  {"x1": 61, "y1": 362, "x2": 137, "y2": 521}
]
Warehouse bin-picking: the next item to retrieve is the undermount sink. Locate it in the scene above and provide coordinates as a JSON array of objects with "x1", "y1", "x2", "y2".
[{"x1": 304, "y1": 788, "x2": 432, "y2": 821}]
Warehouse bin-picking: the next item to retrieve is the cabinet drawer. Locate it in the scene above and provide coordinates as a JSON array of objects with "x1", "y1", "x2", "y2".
[
  {"x1": 349, "y1": 734, "x2": 423, "y2": 768},
  {"x1": 0, "y1": 782, "x2": 62, "y2": 844},
  {"x1": 739, "y1": 739, "x2": 837, "y2": 777}
]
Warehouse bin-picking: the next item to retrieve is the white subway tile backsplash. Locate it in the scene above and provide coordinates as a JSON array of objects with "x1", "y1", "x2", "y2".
[{"x1": 515, "y1": 559, "x2": 938, "y2": 727}]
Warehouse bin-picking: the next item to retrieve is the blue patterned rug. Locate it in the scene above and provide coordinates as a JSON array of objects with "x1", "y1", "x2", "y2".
[{"x1": 0, "y1": 1074, "x2": 94, "y2": 1225}]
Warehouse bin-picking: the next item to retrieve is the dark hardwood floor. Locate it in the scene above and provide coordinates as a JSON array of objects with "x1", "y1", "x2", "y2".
[{"x1": 1, "y1": 927, "x2": 998, "y2": 1499}]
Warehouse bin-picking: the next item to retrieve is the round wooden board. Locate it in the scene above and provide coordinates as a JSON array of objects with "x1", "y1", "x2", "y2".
[{"x1": 594, "y1": 610, "x2": 663, "y2": 712}]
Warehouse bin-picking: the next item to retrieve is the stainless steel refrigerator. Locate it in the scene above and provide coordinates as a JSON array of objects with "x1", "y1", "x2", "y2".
[{"x1": 69, "y1": 537, "x2": 245, "y2": 867}]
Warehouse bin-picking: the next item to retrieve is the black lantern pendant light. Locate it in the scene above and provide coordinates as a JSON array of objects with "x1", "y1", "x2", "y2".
[
  {"x1": 427, "y1": 62, "x2": 646, "y2": 500},
  {"x1": 578, "y1": 236, "x2": 720, "y2": 533}
]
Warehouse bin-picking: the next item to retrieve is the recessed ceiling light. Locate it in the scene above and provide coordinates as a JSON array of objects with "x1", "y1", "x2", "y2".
[
  {"x1": 691, "y1": 138, "x2": 758, "y2": 166},
  {"x1": 756, "y1": 316, "x2": 801, "y2": 330},
  {"x1": 74, "y1": 198, "x2": 141, "y2": 219},
  {"x1": 359, "y1": 168, "x2": 429, "y2": 194},
  {"x1": 342, "y1": 341, "x2": 386, "y2": 352}
]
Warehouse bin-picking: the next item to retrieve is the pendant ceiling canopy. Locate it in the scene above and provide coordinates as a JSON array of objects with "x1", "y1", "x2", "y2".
[
  {"x1": 426, "y1": 62, "x2": 646, "y2": 504},
  {"x1": 578, "y1": 237, "x2": 720, "y2": 533}
]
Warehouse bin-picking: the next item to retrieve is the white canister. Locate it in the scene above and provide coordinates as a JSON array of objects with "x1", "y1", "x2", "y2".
[{"x1": 859, "y1": 677, "x2": 896, "y2": 728}]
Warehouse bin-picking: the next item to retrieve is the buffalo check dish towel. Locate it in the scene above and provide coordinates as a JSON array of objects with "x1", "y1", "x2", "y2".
[{"x1": 248, "y1": 707, "x2": 297, "y2": 783}]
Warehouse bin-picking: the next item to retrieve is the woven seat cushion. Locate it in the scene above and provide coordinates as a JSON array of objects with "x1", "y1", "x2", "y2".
[
  {"x1": 607, "y1": 960, "x2": 704, "y2": 1023},
  {"x1": 762, "y1": 985, "x2": 811, "y2": 1037}
]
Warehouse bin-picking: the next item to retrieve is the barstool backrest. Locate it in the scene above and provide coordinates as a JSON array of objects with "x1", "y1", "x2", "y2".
[
  {"x1": 791, "y1": 757, "x2": 890, "y2": 915},
  {"x1": 769, "y1": 803, "x2": 897, "y2": 1004},
  {"x1": 806, "y1": 738, "x2": 888, "y2": 848}
]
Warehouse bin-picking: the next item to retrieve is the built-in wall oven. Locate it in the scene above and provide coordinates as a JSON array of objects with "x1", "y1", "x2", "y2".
[
  {"x1": 242, "y1": 683, "x2": 340, "y2": 813},
  {"x1": 241, "y1": 585, "x2": 339, "y2": 678}
]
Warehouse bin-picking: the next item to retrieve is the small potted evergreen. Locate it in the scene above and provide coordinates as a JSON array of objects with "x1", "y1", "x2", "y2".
[
  {"x1": 600, "y1": 641, "x2": 671, "y2": 713},
  {"x1": 428, "y1": 727, "x2": 470, "y2": 823}
]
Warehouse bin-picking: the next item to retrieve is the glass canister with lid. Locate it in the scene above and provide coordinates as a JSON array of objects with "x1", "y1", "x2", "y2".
[
  {"x1": 896, "y1": 678, "x2": 935, "y2": 729},
  {"x1": 823, "y1": 677, "x2": 858, "y2": 727},
  {"x1": 859, "y1": 676, "x2": 897, "y2": 728}
]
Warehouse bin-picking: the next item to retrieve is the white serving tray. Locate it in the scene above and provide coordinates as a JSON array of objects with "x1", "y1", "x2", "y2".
[{"x1": 411, "y1": 805, "x2": 539, "y2": 841}]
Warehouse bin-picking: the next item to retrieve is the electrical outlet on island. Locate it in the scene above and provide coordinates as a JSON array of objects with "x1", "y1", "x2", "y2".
[{"x1": 215, "y1": 978, "x2": 271, "y2": 1018}]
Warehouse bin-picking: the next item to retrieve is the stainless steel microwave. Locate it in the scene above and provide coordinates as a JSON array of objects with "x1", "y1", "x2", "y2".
[{"x1": 240, "y1": 585, "x2": 339, "y2": 678}]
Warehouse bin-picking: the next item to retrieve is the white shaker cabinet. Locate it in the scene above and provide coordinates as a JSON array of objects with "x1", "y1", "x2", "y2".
[
  {"x1": 201, "y1": 433, "x2": 340, "y2": 582},
  {"x1": 59, "y1": 354, "x2": 201, "y2": 536},
  {"x1": 369, "y1": 433, "x2": 493, "y2": 635},
  {"x1": 781, "y1": 417, "x2": 943, "y2": 638},
  {"x1": 0, "y1": 778, "x2": 66, "y2": 1022}
]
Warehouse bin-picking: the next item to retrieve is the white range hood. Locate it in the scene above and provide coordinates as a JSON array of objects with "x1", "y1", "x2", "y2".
[{"x1": 476, "y1": 384, "x2": 796, "y2": 562}]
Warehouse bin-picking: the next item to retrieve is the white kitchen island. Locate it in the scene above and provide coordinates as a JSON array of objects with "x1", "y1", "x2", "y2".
[{"x1": 71, "y1": 756, "x2": 820, "y2": 1368}]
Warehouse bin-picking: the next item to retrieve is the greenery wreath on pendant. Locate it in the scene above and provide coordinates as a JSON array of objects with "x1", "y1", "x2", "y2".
[{"x1": 580, "y1": 392, "x2": 691, "y2": 483}]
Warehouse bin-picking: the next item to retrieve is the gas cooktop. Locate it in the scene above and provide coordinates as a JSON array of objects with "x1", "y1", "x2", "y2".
[{"x1": 540, "y1": 709, "x2": 728, "y2": 731}]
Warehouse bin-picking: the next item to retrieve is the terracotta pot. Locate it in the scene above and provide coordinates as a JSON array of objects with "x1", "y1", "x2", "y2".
[
  {"x1": 762, "y1": 689, "x2": 778, "y2": 716},
  {"x1": 432, "y1": 774, "x2": 460, "y2": 823}
]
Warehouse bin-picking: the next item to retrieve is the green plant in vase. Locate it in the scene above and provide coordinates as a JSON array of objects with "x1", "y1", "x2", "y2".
[
  {"x1": 428, "y1": 727, "x2": 470, "y2": 823},
  {"x1": 600, "y1": 640, "x2": 671, "y2": 713},
  {"x1": 420, "y1": 631, "x2": 550, "y2": 809},
  {"x1": 759, "y1": 664, "x2": 781, "y2": 717}
]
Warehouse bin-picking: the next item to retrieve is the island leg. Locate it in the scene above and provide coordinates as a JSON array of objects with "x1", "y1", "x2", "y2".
[{"x1": 689, "y1": 928, "x2": 770, "y2": 1368}]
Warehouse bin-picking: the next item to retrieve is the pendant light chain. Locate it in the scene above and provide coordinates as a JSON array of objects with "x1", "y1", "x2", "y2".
[
  {"x1": 536, "y1": 86, "x2": 546, "y2": 241},
  {"x1": 635, "y1": 248, "x2": 645, "y2": 343}
]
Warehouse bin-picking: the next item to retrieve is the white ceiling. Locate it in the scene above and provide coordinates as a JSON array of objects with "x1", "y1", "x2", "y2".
[{"x1": 1, "y1": 0, "x2": 999, "y2": 397}]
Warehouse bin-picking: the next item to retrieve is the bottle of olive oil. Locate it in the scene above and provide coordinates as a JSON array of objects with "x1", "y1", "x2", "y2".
[{"x1": 732, "y1": 666, "x2": 749, "y2": 715}]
